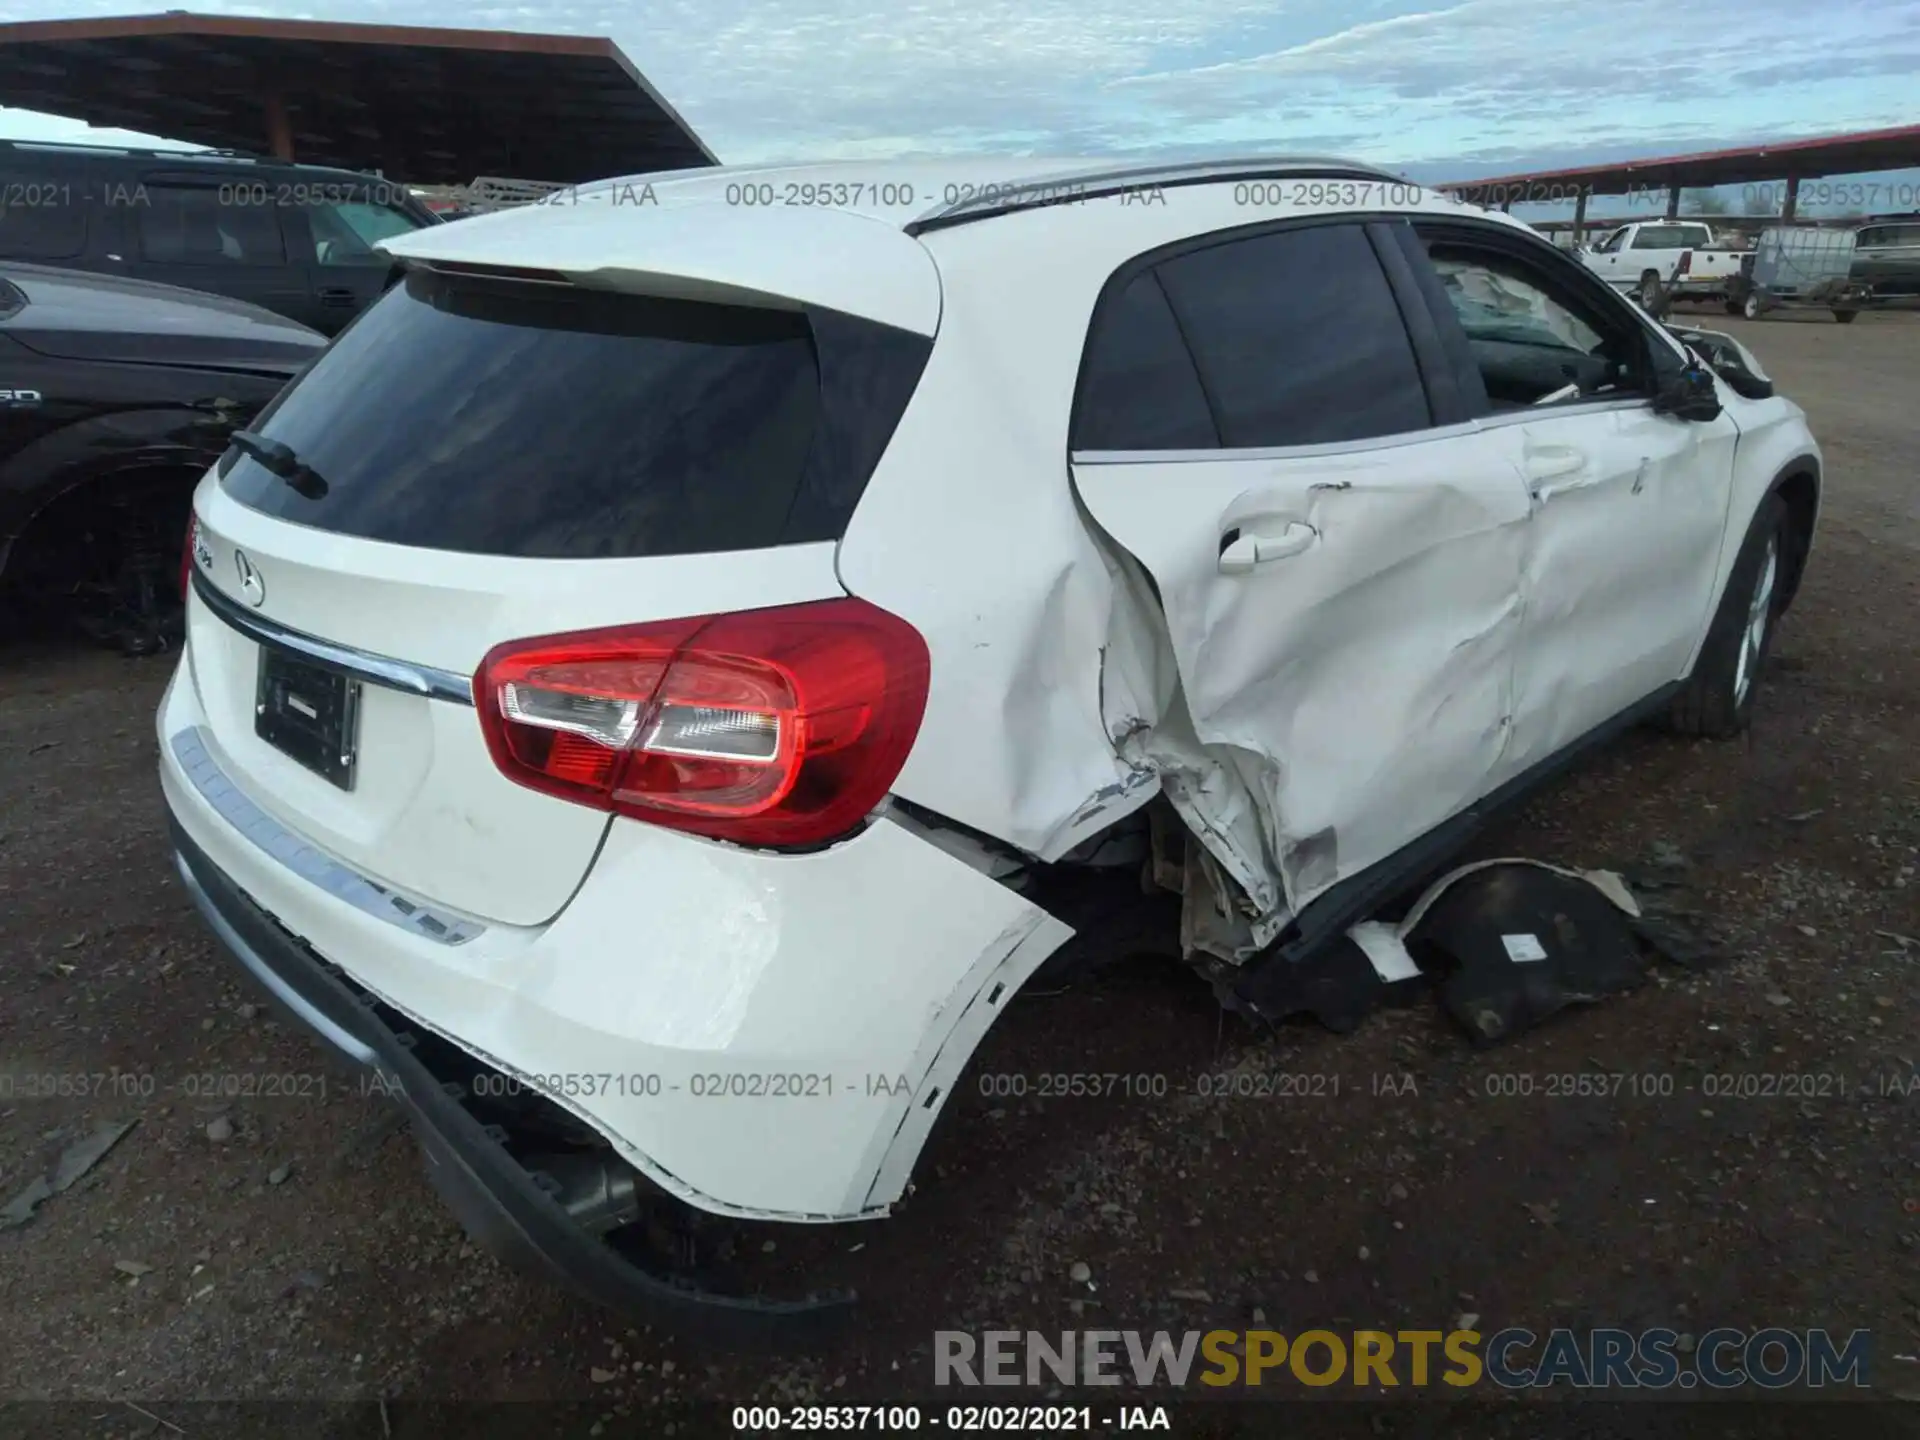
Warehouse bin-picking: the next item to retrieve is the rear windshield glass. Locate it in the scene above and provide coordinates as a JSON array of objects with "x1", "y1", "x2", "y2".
[{"x1": 222, "y1": 268, "x2": 919, "y2": 559}]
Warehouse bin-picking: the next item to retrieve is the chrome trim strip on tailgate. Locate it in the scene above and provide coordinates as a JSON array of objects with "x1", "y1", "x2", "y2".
[
  {"x1": 170, "y1": 726, "x2": 487, "y2": 946},
  {"x1": 190, "y1": 565, "x2": 474, "y2": 707}
]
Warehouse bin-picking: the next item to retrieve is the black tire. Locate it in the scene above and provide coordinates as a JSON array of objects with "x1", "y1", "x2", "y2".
[
  {"x1": 1665, "y1": 493, "x2": 1789, "y2": 738},
  {"x1": 1742, "y1": 289, "x2": 1768, "y2": 320},
  {"x1": 1637, "y1": 270, "x2": 1663, "y2": 310},
  {"x1": 1832, "y1": 308, "x2": 1859, "y2": 324}
]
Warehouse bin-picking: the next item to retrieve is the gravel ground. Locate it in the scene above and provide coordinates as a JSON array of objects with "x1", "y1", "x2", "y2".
[{"x1": 1, "y1": 310, "x2": 1917, "y2": 1439}]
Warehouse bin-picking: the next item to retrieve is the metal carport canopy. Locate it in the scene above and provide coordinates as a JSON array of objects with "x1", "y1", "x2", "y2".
[
  {"x1": 0, "y1": 12, "x2": 716, "y2": 185},
  {"x1": 1443, "y1": 123, "x2": 1920, "y2": 202}
]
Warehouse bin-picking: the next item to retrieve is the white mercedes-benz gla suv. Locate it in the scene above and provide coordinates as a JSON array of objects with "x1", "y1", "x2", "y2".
[{"x1": 159, "y1": 155, "x2": 1820, "y2": 1331}]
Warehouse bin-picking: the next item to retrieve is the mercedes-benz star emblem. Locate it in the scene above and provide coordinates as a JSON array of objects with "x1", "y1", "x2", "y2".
[{"x1": 234, "y1": 550, "x2": 266, "y2": 608}]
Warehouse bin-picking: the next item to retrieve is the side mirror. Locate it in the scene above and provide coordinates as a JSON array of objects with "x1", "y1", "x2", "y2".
[
  {"x1": 1709, "y1": 359, "x2": 1772, "y2": 401},
  {"x1": 1671, "y1": 331, "x2": 1776, "y2": 401},
  {"x1": 1652, "y1": 363, "x2": 1723, "y2": 423}
]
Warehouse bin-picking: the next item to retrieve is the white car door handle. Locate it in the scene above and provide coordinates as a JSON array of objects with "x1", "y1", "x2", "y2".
[
  {"x1": 1219, "y1": 521, "x2": 1317, "y2": 573},
  {"x1": 1524, "y1": 445, "x2": 1588, "y2": 482}
]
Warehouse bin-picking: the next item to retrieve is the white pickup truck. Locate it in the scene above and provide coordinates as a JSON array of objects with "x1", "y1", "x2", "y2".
[{"x1": 1580, "y1": 221, "x2": 1749, "y2": 311}]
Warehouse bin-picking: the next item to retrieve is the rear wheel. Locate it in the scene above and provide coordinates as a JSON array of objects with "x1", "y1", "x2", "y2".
[
  {"x1": 1665, "y1": 493, "x2": 1789, "y2": 738},
  {"x1": 1742, "y1": 289, "x2": 1768, "y2": 320},
  {"x1": 1832, "y1": 308, "x2": 1859, "y2": 324},
  {"x1": 1637, "y1": 270, "x2": 1664, "y2": 310}
]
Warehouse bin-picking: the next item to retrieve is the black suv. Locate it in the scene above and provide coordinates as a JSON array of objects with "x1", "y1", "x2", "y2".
[
  {"x1": 0, "y1": 141, "x2": 439, "y2": 334},
  {"x1": 0, "y1": 261, "x2": 324, "y2": 652}
]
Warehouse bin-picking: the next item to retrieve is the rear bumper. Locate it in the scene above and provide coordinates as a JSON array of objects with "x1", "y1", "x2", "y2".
[
  {"x1": 158, "y1": 619, "x2": 1076, "y2": 1322},
  {"x1": 168, "y1": 814, "x2": 847, "y2": 1339}
]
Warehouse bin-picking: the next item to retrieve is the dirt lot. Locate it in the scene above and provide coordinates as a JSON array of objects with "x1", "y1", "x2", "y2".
[{"x1": 1, "y1": 311, "x2": 1917, "y2": 1438}]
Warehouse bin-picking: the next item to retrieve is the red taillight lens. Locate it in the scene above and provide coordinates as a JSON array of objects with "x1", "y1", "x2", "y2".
[
  {"x1": 475, "y1": 599, "x2": 931, "y2": 848},
  {"x1": 1676, "y1": 250, "x2": 1692, "y2": 276},
  {"x1": 180, "y1": 513, "x2": 197, "y2": 601}
]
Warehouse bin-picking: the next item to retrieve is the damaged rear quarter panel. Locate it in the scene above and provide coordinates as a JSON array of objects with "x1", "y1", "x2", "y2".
[{"x1": 834, "y1": 208, "x2": 1171, "y2": 862}]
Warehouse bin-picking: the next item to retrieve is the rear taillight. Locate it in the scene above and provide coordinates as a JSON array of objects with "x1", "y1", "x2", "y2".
[
  {"x1": 475, "y1": 599, "x2": 931, "y2": 848},
  {"x1": 1676, "y1": 250, "x2": 1692, "y2": 276},
  {"x1": 180, "y1": 513, "x2": 197, "y2": 601}
]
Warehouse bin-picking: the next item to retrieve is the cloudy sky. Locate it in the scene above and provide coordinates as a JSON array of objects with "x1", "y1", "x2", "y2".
[{"x1": 1, "y1": 0, "x2": 1916, "y2": 189}]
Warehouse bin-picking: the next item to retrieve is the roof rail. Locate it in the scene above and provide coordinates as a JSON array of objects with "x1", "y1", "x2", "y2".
[
  {"x1": 0, "y1": 137, "x2": 265, "y2": 161},
  {"x1": 904, "y1": 155, "x2": 1414, "y2": 235}
]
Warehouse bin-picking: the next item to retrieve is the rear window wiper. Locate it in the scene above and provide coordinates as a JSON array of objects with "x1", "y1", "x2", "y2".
[{"x1": 228, "y1": 429, "x2": 329, "y2": 501}]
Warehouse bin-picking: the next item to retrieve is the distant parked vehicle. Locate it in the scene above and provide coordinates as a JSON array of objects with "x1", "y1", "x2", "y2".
[
  {"x1": 1580, "y1": 221, "x2": 1747, "y2": 310},
  {"x1": 1849, "y1": 215, "x2": 1920, "y2": 302},
  {"x1": 0, "y1": 140, "x2": 438, "y2": 335},
  {"x1": 0, "y1": 262, "x2": 323, "y2": 651}
]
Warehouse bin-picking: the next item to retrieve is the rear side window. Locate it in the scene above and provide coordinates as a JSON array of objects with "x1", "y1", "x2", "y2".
[
  {"x1": 222, "y1": 268, "x2": 931, "y2": 559},
  {"x1": 1152, "y1": 223, "x2": 1430, "y2": 447},
  {"x1": 1074, "y1": 271, "x2": 1217, "y2": 449},
  {"x1": 137, "y1": 184, "x2": 286, "y2": 266},
  {"x1": 0, "y1": 173, "x2": 88, "y2": 260}
]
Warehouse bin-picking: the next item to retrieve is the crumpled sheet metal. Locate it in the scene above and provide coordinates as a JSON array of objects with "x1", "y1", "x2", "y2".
[{"x1": 1080, "y1": 445, "x2": 1536, "y2": 952}]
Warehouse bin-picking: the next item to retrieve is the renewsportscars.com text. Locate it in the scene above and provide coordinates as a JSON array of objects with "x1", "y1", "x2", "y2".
[{"x1": 935, "y1": 1327, "x2": 1871, "y2": 1390}]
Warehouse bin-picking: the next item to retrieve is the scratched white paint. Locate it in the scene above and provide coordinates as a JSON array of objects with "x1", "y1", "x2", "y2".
[
  {"x1": 846, "y1": 180, "x2": 1818, "y2": 950},
  {"x1": 161, "y1": 668, "x2": 1070, "y2": 1220}
]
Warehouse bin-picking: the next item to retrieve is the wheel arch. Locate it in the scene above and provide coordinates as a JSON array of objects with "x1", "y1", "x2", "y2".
[
  {"x1": 0, "y1": 407, "x2": 231, "y2": 580},
  {"x1": 1768, "y1": 458, "x2": 1820, "y2": 612}
]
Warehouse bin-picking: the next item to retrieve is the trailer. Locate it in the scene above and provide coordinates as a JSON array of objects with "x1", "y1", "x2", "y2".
[
  {"x1": 410, "y1": 175, "x2": 574, "y2": 219},
  {"x1": 1731, "y1": 226, "x2": 1871, "y2": 323}
]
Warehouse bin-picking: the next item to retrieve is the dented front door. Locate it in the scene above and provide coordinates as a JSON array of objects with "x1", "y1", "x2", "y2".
[
  {"x1": 1071, "y1": 429, "x2": 1534, "y2": 914},
  {"x1": 1478, "y1": 401, "x2": 1739, "y2": 783}
]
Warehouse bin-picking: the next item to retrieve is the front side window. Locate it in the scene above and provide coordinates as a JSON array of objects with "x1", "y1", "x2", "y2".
[
  {"x1": 306, "y1": 200, "x2": 423, "y2": 265},
  {"x1": 1592, "y1": 229, "x2": 1626, "y2": 254},
  {"x1": 137, "y1": 184, "x2": 285, "y2": 266},
  {"x1": 1423, "y1": 240, "x2": 1649, "y2": 410},
  {"x1": 1150, "y1": 223, "x2": 1431, "y2": 447}
]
